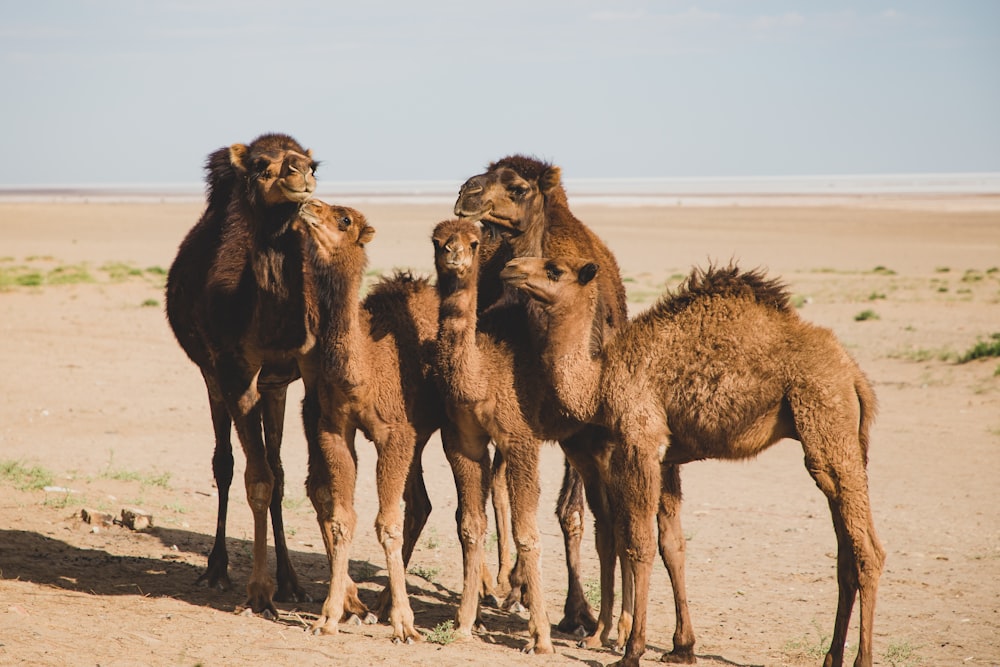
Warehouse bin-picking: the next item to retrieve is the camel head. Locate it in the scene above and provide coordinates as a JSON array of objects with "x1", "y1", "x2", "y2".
[
  {"x1": 454, "y1": 155, "x2": 564, "y2": 237},
  {"x1": 296, "y1": 199, "x2": 375, "y2": 262},
  {"x1": 229, "y1": 133, "x2": 318, "y2": 207},
  {"x1": 500, "y1": 256, "x2": 599, "y2": 307},
  {"x1": 432, "y1": 218, "x2": 481, "y2": 280}
]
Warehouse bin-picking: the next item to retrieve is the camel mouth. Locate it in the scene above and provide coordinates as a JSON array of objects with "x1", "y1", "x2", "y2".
[
  {"x1": 280, "y1": 184, "x2": 315, "y2": 203},
  {"x1": 480, "y1": 218, "x2": 520, "y2": 238}
]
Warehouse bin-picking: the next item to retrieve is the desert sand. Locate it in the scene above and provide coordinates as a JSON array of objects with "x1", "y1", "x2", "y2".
[{"x1": 1, "y1": 194, "x2": 998, "y2": 666}]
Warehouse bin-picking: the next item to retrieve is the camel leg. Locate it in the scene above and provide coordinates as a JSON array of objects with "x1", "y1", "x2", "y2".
[
  {"x1": 805, "y1": 459, "x2": 883, "y2": 667},
  {"x1": 657, "y1": 464, "x2": 696, "y2": 664},
  {"x1": 504, "y1": 442, "x2": 554, "y2": 655},
  {"x1": 561, "y1": 433, "x2": 618, "y2": 649},
  {"x1": 260, "y1": 386, "x2": 311, "y2": 603},
  {"x1": 555, "y1": 457, "x2": 597, "y2": 636},
  {"x1": 196, "y1": 372, "x2": 234, "y2": 592},
  {"x1": 441, "y1": 421, "x2": 491, "y2": 638},
  {"x1": 373, "y1": 430, "x2": 422, "y2": 644},
  {"x1": 304, "y1": 391, "x2": 359, "y2": 635},
  {"x1": 489, "y1": 447, "x2": 512, "y2": 604},
  {"x1": 609, "y1": 440, "x2": 661, "y2": 667},
  {"x1": 376, "y1": 434, "x2": 432, "y2": 621},
  {"x1": 216, "y1": 358, "x2": 276, "y2": 617}
]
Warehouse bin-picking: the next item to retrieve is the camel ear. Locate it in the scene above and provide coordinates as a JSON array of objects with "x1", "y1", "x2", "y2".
[
  {"x1": 359, "y1": 225, "x2": 376, "y2": 246},
  {"x1": 539, "y1": 166, "x2": 562, "y2": 193},
  {"x1": 578, "y1": 262, "x2": 599, "y2": 285},
  {"x1": 229, "y1": 144, "x2": 249, "y2": 173}
]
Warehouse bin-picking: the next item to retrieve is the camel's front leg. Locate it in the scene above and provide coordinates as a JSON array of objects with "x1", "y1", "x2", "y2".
[
  {"x1": 489, "y1": 447, "x2": 513, "y2": 603},
  {"x1": 374, "y1": 430, "x2": 422, "y2": 644},
  {"x1": 658, "y1": 464, "x2": 696, "y2": 663},
  {"x1": 609, "y1": 439, "x2": 661, "y2": 667},
  {"x1": 505, "y1": 441, "x2": 554, "y2": 655},
  {"x1": 555, "y1": 457, "x2": 597, "y2": 636},
  {"x1": 216, "y1": 358, "x2": 277, "y2": 617},
  {"x1": 441, "y1": 422, "x2": 492, "y2": 638}
]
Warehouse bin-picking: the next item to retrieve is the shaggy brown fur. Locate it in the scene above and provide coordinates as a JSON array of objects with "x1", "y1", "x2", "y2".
[
  {"x1": 455, "y1": 156, "x2": 630, "y2": 635},
  {"x1": 502, "y1": 258, "x2": 885, "y2": 667},
  {"x1": 165, "y1": 134, "x2": 327, "y2": 613},
  {"x1": 300, "y1": 214, "x2": 445, "y2": 644},
  {"x1": 431, "y1": 219, "x2": 624, "y2": 653}
]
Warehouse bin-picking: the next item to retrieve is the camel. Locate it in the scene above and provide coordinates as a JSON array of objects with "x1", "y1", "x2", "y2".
[
  {"x1": 165, "y1": 133, "x2": 337, "y2": 614},
  {"x1": 454, "y1": 155, "x2": 630, "y2": 636},
  {"x1": 500, "y1": 257, "x2": 886, "y2": 667},
  {"x1": 298, "y1": 206, "x2": 447, "y2": 644},
  {"x1": 431, "y1": 218, "x2": 627, "y2": 653}
]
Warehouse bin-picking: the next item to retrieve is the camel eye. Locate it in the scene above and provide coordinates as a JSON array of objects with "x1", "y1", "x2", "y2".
[
  {"x1": 545, "y1": 264, "x2": 563, "y2": 281},
  {"x1": 339, "y1": 216, "x2": 352, "y2": 230},
  {"x1": 470, "y1": 240, "x2": 479, "y2": 252},
  {"x1": 509, "y1": 185, "x2": 528, "y2": 197}
]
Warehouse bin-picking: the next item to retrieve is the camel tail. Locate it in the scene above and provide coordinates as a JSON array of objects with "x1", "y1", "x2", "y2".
[{"x1": 855, "y1": 373, "x2": 878, "y2": 466}]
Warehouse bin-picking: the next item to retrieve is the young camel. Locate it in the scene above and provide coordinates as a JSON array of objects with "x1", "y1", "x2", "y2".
[
  {"x1": 501, "y1": 257, "x2": 885, "y2": 667},
  {"x1": 431, "y1": 218, "x2": 621, "y2": 654},
  {"x1": 299, "y1": 208, "x2": 445, "y2": 644},
  {"x1": 166, "y1": 134, "x2": 358, "y2": 614},
  {"x1": 454, "y1": 155, "x2": 629, "y2": 636}
]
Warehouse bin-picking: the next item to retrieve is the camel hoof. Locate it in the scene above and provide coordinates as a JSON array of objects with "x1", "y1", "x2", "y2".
[
  {"x1": 346, "y1": 614, "x2": 362, "y2": 626},
  {"x1": 363, "y1": 612, "x2": 378, "y2": 625},
  {"x1": 260, "y1": 608, "x2": 276, "y2": 621},
  {"x1": 661, "y1": 649, "x2": 697, "y2": 664},
  {"x1": 474, "y1": 621, "x2": 488, "y2": 634}
]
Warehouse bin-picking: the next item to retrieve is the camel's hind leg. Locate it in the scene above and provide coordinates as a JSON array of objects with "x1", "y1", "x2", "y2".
[
  {"x1": 260, "y1": 386, "x2": 311, "y2": 603},
  {"x1": 197, "y1": 372, "x2": 234, "y2": 592},
  {"x1": 375, "y1": 433, "x2": 432, "y2": 622},
  {"x1": 657, "y1": 464, "x2": 696, "y2": 663},
  {"x1": 373, "y1": 429, "x2": 422, "y2": 644},
  {"x1": 796, "y1": 392, "x2": 884, "y2": 667},
  {"x1": 555, "y1": 457, "x2": 598, "y2": 636},
  {"x1": 489, "y1": 447, "x2": 513, "y2": 604}
]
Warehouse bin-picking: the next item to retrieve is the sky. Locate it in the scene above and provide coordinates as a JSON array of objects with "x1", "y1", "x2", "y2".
[{"x1": 1, "y1": 1, "x2": 998, "y2": 186}]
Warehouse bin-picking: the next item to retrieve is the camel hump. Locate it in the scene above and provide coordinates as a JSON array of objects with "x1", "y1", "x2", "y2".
[{"x1": 667, "y1": 264, "x2": 793, "y2": 314}]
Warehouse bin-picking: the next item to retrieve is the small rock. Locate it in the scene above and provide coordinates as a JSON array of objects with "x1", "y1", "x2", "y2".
[
  {"x1": 81, "y1": 509, "x2": 114, "y2": 526},
  {"x1": 119, "y1": 507, "x2": 153, "y2": 531}
]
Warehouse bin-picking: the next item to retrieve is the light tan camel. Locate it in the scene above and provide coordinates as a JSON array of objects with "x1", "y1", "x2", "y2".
[
  {"x1": 298, "y1": 207, "x2": 446, "y2": 644},
  {"x1": 455, "y1": 155, "x2": 629, "y2": 636},
  {"x1": 501, "y1": 257, "x2": 885, "y2": 667},
  {"x1": 166, "y1": 135, "x2": 369, "y2": 617},
  {"x1": 431, "y1": 218, "x2": 626, "y2": 653}
]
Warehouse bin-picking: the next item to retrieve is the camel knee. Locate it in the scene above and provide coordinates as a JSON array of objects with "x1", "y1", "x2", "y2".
[
  {"x1": 376, "y1": 521, "x2": 404, "y2": 551},
  {"x1": 246, "y1": 481, "x2": 273, "y2": 513},
  {"x1": 559, "y1": 509, "x2": 585, "y2": 539}
]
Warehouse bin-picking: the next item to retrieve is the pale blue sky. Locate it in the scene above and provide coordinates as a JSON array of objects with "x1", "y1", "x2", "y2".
[{"x1": 1, "y1": 1, "x2": 997, "y2": 185}]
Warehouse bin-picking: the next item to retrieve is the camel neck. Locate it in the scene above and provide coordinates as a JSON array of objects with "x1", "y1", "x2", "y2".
[
  {"x1": 536, "y1": 293, "x2": 603, "y2": 424},
  {"x1": 436, "y1": 269, "x2": 487, "y2": 403}
]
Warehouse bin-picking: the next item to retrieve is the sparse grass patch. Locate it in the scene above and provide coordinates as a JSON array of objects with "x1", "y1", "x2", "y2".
[
  {"x1": 789, "y1": 294, "x2": 808, "y2": 309},
  {"x1": 870, "y1": 265, "x2": 896, "y2": 275},
  {"x1": 100, "y1": 261, "x2": 144, "y2": 281},
  {"x1": 0, "y1": 460, "x2": 54, "y2": 490},
  {"x1": 407, "y1": 564, "x2": 441, "y2": 582},
  {"x1": 424, "y1": 620, "x2": 458, "y2": 645},
  {"x1": 957, "y1": 333, "x2": 1000, "y2": 363},
  {"x1": 889, "y1": 347, "x2": 953, "y2": 363},
  {"x1": 867, "y1": 291, "x2": 886, "y2": 301},
  {"x1": 423, "y1": 526, "x2": 441, "y2": 550},
  {"x1": 783, "y1": 620, "x2": 829, "y2": 661},
  {"x1": 141, "y1": 298, "x2": 159, "y2": 307},
  {"x1": 883, "y1": 639, "x2": 921, "y2": 666},
  {"x1": 46, "y1": 263, "x2": 94, "y2": 285},
  {"x1": 961, "y1": 269, "x2": 984, "y2": 283},
  {"x1": 584, "y1": 579, "x2": 602, "y2": 608},
  {"x1": 854, "y1": 309, "x2": 880, "y2": 322},
  {"x1": 934, "y1": 266, "x2": 950, "y2": 273}
]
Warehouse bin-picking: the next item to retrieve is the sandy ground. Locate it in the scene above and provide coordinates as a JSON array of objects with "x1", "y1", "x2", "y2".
[{"x1": 1, "y1": 195, "x2": 998, "y2": 666}]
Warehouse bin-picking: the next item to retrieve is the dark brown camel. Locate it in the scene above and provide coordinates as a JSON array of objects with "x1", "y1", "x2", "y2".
[
  {"x1": 165, "y1": 134, "x2": 365, "y2": 619},
  {"x1": 298, "y1": 208, "x2": 447, "y2": 643},
  {"x1": 454, "y1": 155, "x2": 630, "y2": 637},
  {"x1": 502, "y1": 257, "x2": 885, "y2": 667}
]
